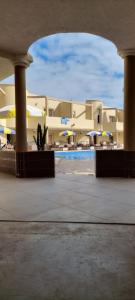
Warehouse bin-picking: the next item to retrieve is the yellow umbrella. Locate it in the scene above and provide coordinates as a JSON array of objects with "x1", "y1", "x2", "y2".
[
  {"x1": 102, "y1": 131, "x2": 112, "y2": 137},
  {"x1": 0, "y1": 126, "x2": 15, "y2": 134},
  {"x1": 59, "y1": 130, "x2": 76, "y2": 137}
]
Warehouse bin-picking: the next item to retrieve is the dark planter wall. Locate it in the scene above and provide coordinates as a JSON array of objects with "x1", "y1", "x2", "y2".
[
  {"x1": 0, "y1": 151, "x2": 16, "y2": 175},
  {"x1": 16, "y1": 151, "x2": 55, "y2": 178},
  {"x1": 0, "y1": 150, "x2": 55, "y2": 178},
  {"x1": 96, "y1": 150, "x2": 135, "y2": 177}
]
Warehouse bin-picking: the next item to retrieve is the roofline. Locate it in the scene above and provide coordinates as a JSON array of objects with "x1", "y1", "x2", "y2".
[
  {"x1": 28, "y1": 95, "x2": 47, "y2": 98},
  {"x1": 86, "y1": 99, "x2": 103, "y2": 103},
  {"x1": 103, "y1": 107, "x2": 123, "y2": 111},
  {"x1": 28, "y1": 95, "x2": 88, "y2": 106},
  {"x1": 0, "y1": 84, "x2": 123, "y2": 111}
]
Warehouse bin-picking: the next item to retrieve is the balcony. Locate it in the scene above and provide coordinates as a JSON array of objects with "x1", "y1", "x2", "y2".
[
  {"x1": 6, "y1": 119, "x2": 15, "y2": 128},
  {"x1": 103, "y1": 121, "x2": 123, "y2": 132},
  {"x1": 6, "y1": 117, "x2": 44, "y2": 130},
  {"x1": 116, "y1": 122, "x2": 123, "y2": 131},
  {"x1": 46, "y1": 116, "x2": 94, "y2": 131}
]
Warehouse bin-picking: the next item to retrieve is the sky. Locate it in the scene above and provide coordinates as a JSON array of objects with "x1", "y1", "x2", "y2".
[{"x1": 2, "y1": 33, "x2": 124, "y2": 108}]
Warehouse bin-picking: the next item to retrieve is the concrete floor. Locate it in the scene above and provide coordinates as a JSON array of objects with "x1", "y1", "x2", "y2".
[
  {"x1": 0, "y1": 158, "x2": 135, "y2": 299},
  {"x1": 0, "y1": 222, "x2": 135, "y2": 300},
  {"x1": 0, "y1": 169, "x2": 135, "y2": 223},
  {"x1": 56, "y1": 157, "x2": 95, "y2": 175}
]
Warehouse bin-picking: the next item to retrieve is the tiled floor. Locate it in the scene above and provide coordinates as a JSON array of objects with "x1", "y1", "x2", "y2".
[{"x1": 0, "y1": 171, "x2": 135, "y2": 223}]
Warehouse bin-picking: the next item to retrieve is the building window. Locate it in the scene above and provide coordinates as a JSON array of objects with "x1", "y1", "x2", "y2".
[
  {"x1": 97, "y1": 108, "x2": 101, "y2": 124},
  {"x1": 97, "y1": 114, "x2": 100, "y2": 124},
  {"x1": 49, "y1": 109, "x2": 54, "y2": 117},
  {"x1": 109, "y1": 116, "x2": 116, "y2": 122}
]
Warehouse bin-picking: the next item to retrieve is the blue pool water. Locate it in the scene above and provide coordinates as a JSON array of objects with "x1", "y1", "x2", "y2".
[{"x1": 55, "y1": 150, "x2": 95, "y2": 160}]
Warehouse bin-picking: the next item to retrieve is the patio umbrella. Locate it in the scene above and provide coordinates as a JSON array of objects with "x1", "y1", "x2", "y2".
[
  {"x1": 86, "y1": 131, "x2": 101, "y2": 137},
  {"x1": 59, "y1": 130, "x2": 76, "y2": 137},
  {"x1": 101, "y1": 131, "x2": 112, "y2": 137},
  {"x1": 86, "y1": 130, "x2": 101, "y2": 146},
  {"x1": 0, "y1": 126, "x2": 15, "y2": 134},
  {"x1": 0, "y1": 105, "x2": 45, "y2": 118}
]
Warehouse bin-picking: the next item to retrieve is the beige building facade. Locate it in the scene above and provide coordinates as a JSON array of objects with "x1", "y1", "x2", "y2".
[{"x1": 0, "y1": 84, "x2": 123, "y2": 147}]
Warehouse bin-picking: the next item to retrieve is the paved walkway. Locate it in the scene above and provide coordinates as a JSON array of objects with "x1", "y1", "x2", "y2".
[
  {"x1": 56, "y1": 157, "x2": 95, "y2": 175},
  {"x1": 0, "y1": 163, "x2": 135, "y2": 223}
]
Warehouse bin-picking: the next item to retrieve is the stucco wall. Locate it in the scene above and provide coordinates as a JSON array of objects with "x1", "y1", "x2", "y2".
[{"x1": 0, "y1": 84, "x2": 124, "y2": 146}]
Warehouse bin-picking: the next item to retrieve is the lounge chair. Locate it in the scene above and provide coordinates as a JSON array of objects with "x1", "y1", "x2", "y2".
[
  {"x1": 63, "y1": 147, "x2": 68, "y2": 151},
  {"x1": 90, "y1": 146, "x2": 94, "y2": 150}
]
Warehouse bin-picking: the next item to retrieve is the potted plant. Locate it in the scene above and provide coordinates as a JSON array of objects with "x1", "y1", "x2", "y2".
[
  {"x1": 16, "y1": 123, "x2": 55, "y2": 178},
  {"x1": 33, "y1": 123, "x2": 48, "y2": 151}
]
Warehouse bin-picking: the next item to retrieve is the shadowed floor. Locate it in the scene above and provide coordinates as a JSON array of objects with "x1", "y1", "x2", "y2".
[{"x1": 0, "y1": 222, "x2": 135, "y2": 300}]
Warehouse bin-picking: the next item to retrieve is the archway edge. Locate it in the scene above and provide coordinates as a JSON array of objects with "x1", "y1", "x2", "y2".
[
  {"x1": 27, "y1": 31, "x2": 117, "y2": 53},
  {"x1": 0, "y1": 0, "x2": 134, "y2": 56}
]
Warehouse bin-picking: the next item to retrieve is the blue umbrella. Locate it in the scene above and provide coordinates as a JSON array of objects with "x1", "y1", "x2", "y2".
[
  {"x1": 86, "y1": 131, "x2": 101, "y2": 137},
  {"x1": 102, "y1": 131, "x2": 112, "y2": 137}
]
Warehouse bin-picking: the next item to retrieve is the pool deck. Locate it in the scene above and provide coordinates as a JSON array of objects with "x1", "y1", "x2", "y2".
[
  {"x1": 1, "y1": 159, "x2": 135, "y2": 299},
  {"x1": 56, "y1": 157, "x2": 95, "y2": 175}
]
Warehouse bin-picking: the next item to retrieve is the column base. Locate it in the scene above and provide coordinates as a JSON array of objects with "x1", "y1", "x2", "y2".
[{"x1": 96, "y1": 150, "x2": 135, "y2": 177}]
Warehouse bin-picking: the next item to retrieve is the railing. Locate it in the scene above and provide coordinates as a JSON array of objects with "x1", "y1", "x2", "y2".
[
  {"x1": 6, "y1": 117, "x2": 44, "y2": 130},
  {"x1": 46, "y1": 116, "x2": 94, "y2": 130},
  {"x1": 5, "y1": 117, "x2": 123, "y2": 132}
]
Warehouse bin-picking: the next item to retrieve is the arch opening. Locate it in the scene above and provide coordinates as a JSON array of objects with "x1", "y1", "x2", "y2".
[
  {"x1": 28, "y1": 32, "x2": 123, "y2": 106},
  {"x1": 27, "y1": 32, "x2": 124, "y2": 175}
]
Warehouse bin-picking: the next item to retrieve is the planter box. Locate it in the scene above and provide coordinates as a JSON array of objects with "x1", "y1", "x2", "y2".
[
  {"x1": 96, "y1": 150, "x2": 135, "y2": 177},
  {"x1": 16, "y1": 151, "x2": 55, "y2": 178},
  {"x1": 0, "y1": 150, "x2": 55, "y2": 178}
]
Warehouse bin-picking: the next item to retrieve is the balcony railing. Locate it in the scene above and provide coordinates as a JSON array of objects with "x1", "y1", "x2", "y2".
[
  {"x1": 46, "y1": 116, "x2": 94, "y2": 130},
  {"x1": 6, "y1": 117, "x2": 44, "y2": 130},
  {"x1": 4, "y1": 117, "x2": 123, "y2": 132}
]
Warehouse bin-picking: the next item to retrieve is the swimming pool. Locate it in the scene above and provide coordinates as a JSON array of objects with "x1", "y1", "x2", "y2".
[{"x1": 55, "y1": 150, "x2": 95, "y2": 160}]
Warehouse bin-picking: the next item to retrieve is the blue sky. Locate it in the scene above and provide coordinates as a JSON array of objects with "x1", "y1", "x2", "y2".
[{"x1": 3, "y1": 33, "x2": 124, "y2": 108}]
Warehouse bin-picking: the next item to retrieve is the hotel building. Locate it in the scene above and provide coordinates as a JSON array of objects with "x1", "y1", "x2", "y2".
[{"x1": 0, "y1": 84, "x2": 123, "y2": 147}]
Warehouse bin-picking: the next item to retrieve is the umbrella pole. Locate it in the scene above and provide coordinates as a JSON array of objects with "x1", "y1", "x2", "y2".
[
  {"x1": 93, "y1": 135, "x2": 97, "y2": 145},
  {"x1": 68, "y1": 136, "x2": 70, "y2": 144}
]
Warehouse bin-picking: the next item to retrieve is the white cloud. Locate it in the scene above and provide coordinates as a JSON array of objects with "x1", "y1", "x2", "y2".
[{"x1": 2, "y1": 33, "x2": 124, "y2": 107}]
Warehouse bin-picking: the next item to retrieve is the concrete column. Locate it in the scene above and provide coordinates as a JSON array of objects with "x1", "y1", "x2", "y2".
[
  {"x1": 119, "y1": 49, "x2": 135, "y2": 150},
  {"x1": 13, "y1": 54, "x2": 33, "y2": 152}
]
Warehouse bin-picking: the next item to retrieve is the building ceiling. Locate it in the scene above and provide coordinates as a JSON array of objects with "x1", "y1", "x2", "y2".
[{"x1": 0, "y1": 0, "x2": 135, "y2": 79}]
